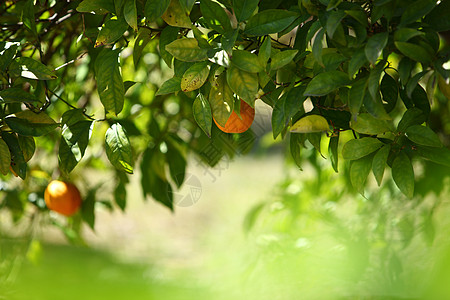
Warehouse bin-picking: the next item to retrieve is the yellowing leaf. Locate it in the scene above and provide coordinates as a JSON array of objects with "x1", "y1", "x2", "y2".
[
  {"x1": 162, "y1": 0, "x2": 192, "y2": 28},
  {"x1": 181, "y1": 62, "x2": 210, "y2": 92},
  {"x1": 290, "y1": 115, "x2": 329, "y2": 133},
  {"x1": 165, "y1": 38, "x2": 208, "y2": 62}
]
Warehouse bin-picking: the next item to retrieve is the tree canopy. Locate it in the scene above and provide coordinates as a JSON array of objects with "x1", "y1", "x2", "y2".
[{"x1": 1, "y1": 0, "x2": 450, "y2": 233}]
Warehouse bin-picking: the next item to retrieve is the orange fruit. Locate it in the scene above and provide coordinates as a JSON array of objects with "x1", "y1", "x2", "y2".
[
  {"x1": 44, "y1": 180, "x2": 82, "y2": 216},
  {"x1": 214, "y1": 99, "x2": 255, "y2": 133}
]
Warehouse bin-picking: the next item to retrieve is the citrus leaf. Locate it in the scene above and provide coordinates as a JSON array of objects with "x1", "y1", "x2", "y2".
[
  {"x1": 209, "y1": 72, "x2": 234, "y2": 127},
  {"x1": 0, "y1": 88, "x2": 39, "y2": 103},
  {"x1": 159, "y1": 26, "x2": 179, "y2": 67},
  {"x1": 59, "y1": 120, "x2": 92, "y2": 174},
  {"x1": 156, "y1": 77, "x2": 182, "y2": 95},
  {"x1": 380, "y1": 73, "x2": 398, "y2": 112},
  {"x1": 416, "y1": 146, "x2": 450, "y2": 167},
  {"x1": 231, "y1": 50, "x2": 264, "y2": 73},
  {"x1": 350, "y1": 155, "x2": 373, "y2": 195},
  {"x1": 2, "y1": 132, "x2": 27, "y2": 179},
  {"x1": 258, "y1": 37, "x2": 271, "y2": 65},
  {"x1": 162, "y1": 0, "x2": 192, "y2": 28},
  {"x1": 399, "y1": 0, "x2": 436, "y2": 26},
  {"x1": 95, "y1": 48, "x2": 125, "y2": 115},
  {"x1": 365, "y1": 32, "x2": 388, "y2": 65},
  {"x1": 329, "y1": 133, "x2": 339, "y2": 172},
  {"x1": 397, "y1": 107, "x2": 427, "y2": 133},
  {"x1": 200, "y1": 0, "x2": 232, "y2": 33},
  {"x1": 105, "y1": 123, "x2": 133, "y2": 174},
  {"x1": 270, "y1": 50, "x2": 299, "y2": 70},
  {"x1": 405, "y1": 125, "x2": 442, "y2": 147},
  {"x1": 327, "y1": 10, "x2": 345, "y2": 39},
  {"x1": 342, "y1": 137, "x2": 383, "y2": 160},
  {"x1": 424, "y1": 0, "x2": 450, "y2": 31},
  {"x1": 244, "y1": 9, "x2": 298, "y2": 36},
  {"x1": 394, "y1": 28, "x2": 423, "y2": 42},
  {"x1": 77, "y1": 0, "x2": 115, "y2": 14},
  {"x1": 13, "y1": 57, "x2": 57, "y2": 80},
  {"x1": 0, "y1": 138, "x2": 11, "y2": 176},
  {"x1": 272, "y1": 86, "x2": 307, "y2": 138},
  {"x1": 395, "y1": 42, "x2": 433, "y2": 64},
  {"x1": 165, "y1": 38, "x2": 208, "y2": 62},
  {"x1": 0, "y1": 44, "x2": 18, "y2": 72},
  {"x1": 181, "y1": 61, "x2": 210, "y2": 92},
  {"x1": 124, "y1": 0, "x2": 137, "y2": 31},
  {"x1": 18, "y1": 135, "x2": 35, "y2": 162},
  {"x1": 348, "y1": 76, "x2": 368, "y2": 116},
  {"x1": 290, "y1": 133, "x2": 303, "y2": 170},
  {"x1": 193, "y1": 93, "x2": 212, "y2": 137},
  {"x1": 226, "y1": 65, "x2": 258, "y2": 107},
  {"x1": 348, "y1": 48, "x2": 367, "y2": 78},
  {"x1": 233, "y1": 0, "x2": 259, "y2": 22},
  {"x1": 350, "y1": 113, "x2": 394, "y2": 135},
  {"x1": 166, "y1": 140, "x2": 187, "y2": 188},
  {"x1": 392, "y1": 152, "x2": 414, "y2": 198},
  {"x1": 144, "y1": 0, "x2": 170, "y2": 22},
  {"x1": 290, "y1": 115, "x2": 329, "y2": 133},
  {"x1": 22, "y1": 0, "x2": 37, "y2": 36},
  {"x1": 95, "y1": 18, "x2": 129, "y2": 47},
  {"x1": 363, "y1": 91, "x2": 391, "y2": 120},
  {"x1": 133, "y1": 28, "x2": 153, "y2": 67},
  {"x1": 5, "y1": 111, "x2": 58, "y2": 137},
  {"x1": 372, "y1": 144, "x2": 390, "y2": 186},
  {"x1": 304, "y1": 71, "x2": 350, "y2": 96},
  {"x1": 114, "y1": 181, "x2": 127, "y2": 211}
]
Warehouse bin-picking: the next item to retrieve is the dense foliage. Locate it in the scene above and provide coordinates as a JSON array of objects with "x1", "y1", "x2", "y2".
[{"x1": 1, "y1": 0, "x2": 450, "y2": 233}]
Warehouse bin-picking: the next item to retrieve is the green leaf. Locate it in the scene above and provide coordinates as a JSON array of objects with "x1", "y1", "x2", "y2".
[
  {"x1": 345, "y1": 9, "x2": 368, "y2": 27},
  {"x1": 231, "y1": 50, "x2": 263, "y2": 73},
  {"x1": 200, "y1": 0, "x2": 231, "y2": 33},
  {"x1": 348, "y1": 48, "x2": 367, "y2": 78},
  {"x1": 77, "y1": 0, "x2": 115, "y2": 14},
  {"x1": 416, "y1": 146, "x2": 450, "y2": 168},
  {"x1": 350, "y1": 113, "x2": 394, "y2": 135},
  {"x1": 290, "y1": 133, "x2": 303, "y2": 170},
  {"x1": 398, "y1": 57, "x2": 415, "y2": 84},
  {"x1": 12, "y1": 57, "x2": 57, "y2": 80},
  {"x1": 162, "y1": 0, "x2": 192, "y2": 28},
  {"x1": 0, "y1": 88, "x2": 38, "y2": 103},
  {"x1": 365, "y1": 32, "x2": 388, "y2": 65},
  {"x1": 307, "y1": 133, "x2": 322, "y2": 155},
  {"x1": 18, "y1": 135, "x2": 35, "y2": 162},
  {"x1": 327, "y1": 0, "x2": 342, "y2": 11},
  {"x1": 95, "y1": 48, "x2": 125, "y2": 115},
  {"x1": 304, "y1": 71, "x2": 351, "y2": 96},
  {"x1": 326, "y1": 10, "x2": 345, "y2": 39},
  {"x1": 244, "y1": 10, "x2": 299, "y2": 36},
  {"x1": 124, "y1": 0, "x2": 137, "y2": 31},
  {"x1": 258, "y1": 37, "x2": 271, "y2": 66},
  {"x1": 233, "y1": 0, "x2": 259, "y2": 22},
  {"x1": 270, "y1": 50, "x2": 299, "y2": 70},
  {"x1": 193, "y1": 93, "x2": 212, "y2": 137},
  {"x1": 156, "y1": 77, "x2": 182, "y2": 95},
  {"x1": 226, "y1": 65, "x2": 258, "y2": 106},
  {"x1": 5, "y1": 111, "x2": 58, "y2": 137},
  {"x1": 399, "y1": 0, "x2": 436, "y2": 27},
  {"x1": 290, "y1": 115, "x2": 329, "y2": 133},
  {"x1": 329, "y1": 133, "x2": 339, "y2": 172},
  {"x1": 368, "y1": 61, "x2": 385, "y2": 100},
  {"x1": 392, "y1": 152, "x2": 414, "y2": 198},
  {"x1": 342, "y1": 137, "x2": 383, "y2": 160},
  {"x1": 133, "y1": 28, "x2": 153, "y2": 67},
  {"x1": 397, "y1": 107, "x2": 427, "y2": 133},
  {"x1": 209, "y1": 72, "x2": 234, "y2": 127},
  {"x1": 159, "y1": 26, "x2": 179, "y2": 67},
  {"x1": 95, "y1": 18, "x2": 128, "y2": 47},
  {"x1": 114, "y1": 181, "x2": 127, "y2": 211},
  {"x1": 0, "y1": 138, "x2": 11, "y2": 176},
  {"x1": 81, "y1": 189, "x2": 96, "y2": 230},
  {"x1": 406, "y1": 71, "x2": 427, "y2": 99},
  {"x1": 348, "y1": 77, "x2": 368, "y2": 116},
  {"x1": 272, "y1": 86, "x2": 307, "y2": 138},
  {"x1": 59, "y1": 120, "x2": 93, "y2": 174},
  {"x1": 411, "y1": 84, "x2": 431, "y2": 115},
  {"x1": 424, "y1": 0, "x2": 450, "y2": 31},
  {"x1": 405, "y1": 125, "x2": 442, "y2": 147},
  {"x1": 395, "y1": 42, "x2": 433, "y2": 64},
  {"x1": 2, "y1": 132, "x2": 27, "y2": 179},
  {"x1": 394, "y1": 28, "x2": 424, "y2": 42},
  {"x1": 350, "y1": 155, "x2": 373, "y2": 195},
  {"x1": 372, "y1": 144, "x2": 390, "y2": 186},
  {"x1": 105, "y1": 123, "x2": 134, "y2": 174},
  {"x1": 0, "y1": 44, "x2": 18, "y2": 71},
  {"x1": 312, "y1": 28, "x2": 325, "y2": 66},
  {"x1": 181, "y1": 62, "x2": 210, "y2": 92},
  {"x1": 166, "y1": 140, "x2": 187, "y2": 188},
  {"x1": 364, "y1": 91, "x2": 391, "y2": 120},
  {"x1": 165, "y1": 38, "x2": 208, "y2": 62},
  {"x1": 22, "y1": 0, "x2": 37, "y2": 36},
  {"x1": 380, "y1": 73, "x2": 398, "y2": 112},
  {"x1": 144, "y1": 0, "x2": 170, "y2": 22}
]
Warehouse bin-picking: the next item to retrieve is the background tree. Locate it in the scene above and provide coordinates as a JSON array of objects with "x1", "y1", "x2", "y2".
[{"x1": 1, "y1": 0, "x2": 450, "y2": 237}]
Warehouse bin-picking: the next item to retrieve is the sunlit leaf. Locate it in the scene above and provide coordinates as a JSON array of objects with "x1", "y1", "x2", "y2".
[
  {"x1": 123, "y1": 0, "x2": 137, "y2": 31},
  {"x1": 209, "y1": 72, "x2": 234, "y2": 127},
  {"x1": 342, "y1": 137, "x2": 383, "y2": 160},
  {"x1": 290, "y1": 115, "x2": 329, "y2": 133},
  {"x1": 18, "y1": 135, "x2": 35, "y2": 162},
  {"x1": 304, "y1": 71, "x2": 350, "y2": 96},
  {"x1": 105, "y1": 123, "x2": 134, "y2": 174},
  {"x1": 11, "y1": 57, "x2": 57, "y2": 80},
  {"x1": 226, "y1": 65, "x2": 258, "y2": 106},
  {"x1": 156, "y1": 77, "x2": 182, "y2": 95},
  {"x1": 5, "y1": 111, "x2": 58, "y2": 137},
  {"x1": 181, "y1": 62, "x2": 210, "y2": 92},
  {"x1": 405, "y1": 125, "x2": 442, "y2": 147},
  {"x1": 270, "y1": 50, "x2": 299, "y2": 70},
  {"x1": 0, "y1": 138, "x2": 11, "y2": 176},
  {"x1": 193, "y1": 93, "x2": 212, "y2": 137},
  {"x1": 77, "y1": 0, "x2": 115, "y2": 14},
  {"x1": 200, "y1": 0, "x2": 232, "y2": 33},
  {"x1": 162, "y1": 0, "x2": 192, "y2": 28},
  {"x1": 350, "y1": 113, "x2": 394, "y2": 135},
  {"x1": 231, "y1": 50, "x2": 264, "y2": 73},
  {"x1": 165, "y1": 38, "x2": 208, "y2": 62},
  {"x1": 244, "y1": 9, "x2": 298, "y2": 36},
  {"x1": 59, "y1": 120, "x2": 93, "y2": 174},
  {"x1": 272, "y1": 86, "x2": 306, "y2": 138},
  {"x1": 0, "y1": 88, "x2": 39, "y2": 103},
  {"x1": 95, "y1": 18, "x2": 129, "y2": 47}
]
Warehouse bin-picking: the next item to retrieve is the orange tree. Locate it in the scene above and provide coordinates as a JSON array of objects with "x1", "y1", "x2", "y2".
[{"x1": 1, "y1": 0, "x2": 450, "y2": 233}]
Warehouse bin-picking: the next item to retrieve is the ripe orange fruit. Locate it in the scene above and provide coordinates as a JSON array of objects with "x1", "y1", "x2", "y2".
[
  {"x1": 214, "y1": 99, "x2": 255, "y2": 133},
  {"x1": 44, "y1": 180, "x2": 82, "y2": 216}
]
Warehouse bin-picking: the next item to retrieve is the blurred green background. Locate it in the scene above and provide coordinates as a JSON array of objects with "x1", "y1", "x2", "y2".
[{"x1": 2, "y1": 145, "x2": 450, "y2": 300}]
